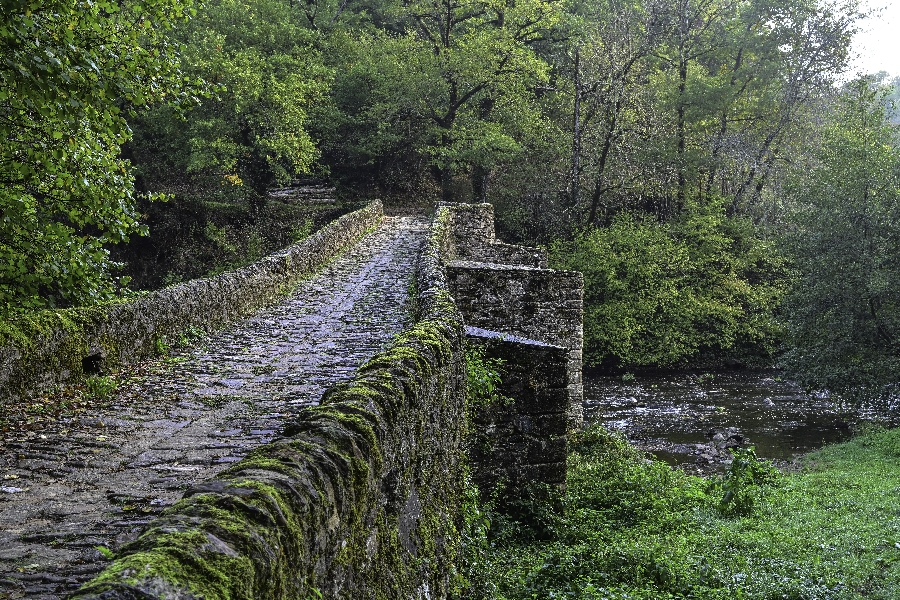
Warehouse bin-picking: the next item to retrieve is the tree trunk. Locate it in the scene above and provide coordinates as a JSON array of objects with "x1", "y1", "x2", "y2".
[
  {"x1": 587, "y1": 100, "x2": 621, "y2": 227},
  {"x1": 570, "y1": 46, "x2": 582, "y2": 210},
  {"x1": 676, "y1": 52, "x2": 687, "y2": 216},
  {"x1": 471, "y1": 164, "x2": 490, "y2": 203}
]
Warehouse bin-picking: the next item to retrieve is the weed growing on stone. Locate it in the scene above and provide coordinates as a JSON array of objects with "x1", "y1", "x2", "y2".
[
  {"x1": 464, "y1": 345, "x2": 511, "y2": 410},
  {"x1": 178, "y1": 325, "x2": 206, "y2": 348},
  {"x1": 197, "y1": 394, "x2": 242, "y2": 409},
  {"x1": 251, "y1": 364, "x2": 276, "y2": 375},
  {"x1": 154, "y1": 335, "x2": 171, "y2": 356},
  {"x1": 84, "y1": 375, "x2": 117, "y2": 400},
  {"x1": 290, "y1": 219, "x2": 314, "y2": 243},
  {"x1": 476, "y1": 424, "x2": 900, "y2": 599}
]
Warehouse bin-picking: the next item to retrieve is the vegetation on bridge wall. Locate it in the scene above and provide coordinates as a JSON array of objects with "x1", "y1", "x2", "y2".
[{"x1": 71, "y1": 306, "x2": 467, "y2": 599}]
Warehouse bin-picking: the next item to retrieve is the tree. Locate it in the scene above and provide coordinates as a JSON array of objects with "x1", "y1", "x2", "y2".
[
  {"x1": 559, "y1": 0, "x2": 861, "y2": 228},
  {"x1": 323, "y1": 0, "x2": 563, "y2": 200},
  {"x1": 0, "y1": 0, "x2": 195, "y2": 312},
  {"x1": 550, "y1": 200, "x2": 787, "y2": 368},
  {"x1": 127, "y1": 0, "x2": 330, "y2": 196},
  {"x1": 565, "y1": 0, "x2": 668, "y2": 226},
  {"x1": 780, "y1": 77, "x2": 900, "y2": 396}
]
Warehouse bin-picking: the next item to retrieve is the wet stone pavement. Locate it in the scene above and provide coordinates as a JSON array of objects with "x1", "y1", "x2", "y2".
[{"x1": 0, "y1": 216, "x2": 428, "y2": 599}]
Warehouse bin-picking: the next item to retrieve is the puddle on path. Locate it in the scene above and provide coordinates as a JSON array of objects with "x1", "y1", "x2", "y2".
[{"x1": 584, "y1": 371, "x2": 898, "y2": 471}]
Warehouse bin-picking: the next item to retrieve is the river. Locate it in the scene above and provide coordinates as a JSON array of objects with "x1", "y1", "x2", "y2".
[{"x1": 583, "y1": 371, "x2": 898, "y2": 473}]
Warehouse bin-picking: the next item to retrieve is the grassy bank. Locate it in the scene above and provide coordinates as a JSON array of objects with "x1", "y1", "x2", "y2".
[{"x1": 473, "y1": 426, "x2": 900, "y2": 599}]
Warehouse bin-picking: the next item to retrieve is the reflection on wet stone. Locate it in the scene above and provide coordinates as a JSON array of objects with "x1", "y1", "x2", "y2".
[{"x1": 0, "y1": 215, "x2": 427, "y2": 598}]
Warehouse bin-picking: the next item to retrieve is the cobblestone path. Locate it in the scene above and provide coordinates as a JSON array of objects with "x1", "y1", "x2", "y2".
[{"x1": 0, "y1": 216, "x2": 428, "y2": 599}]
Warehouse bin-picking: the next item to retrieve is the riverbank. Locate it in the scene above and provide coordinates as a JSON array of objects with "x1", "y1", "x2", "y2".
[
  {"x1": 469, "y1": 424, "x2": 900, "y2": 599},
  {"x1": 584, "y1": 371, "x2": 900, "y2": 475}
]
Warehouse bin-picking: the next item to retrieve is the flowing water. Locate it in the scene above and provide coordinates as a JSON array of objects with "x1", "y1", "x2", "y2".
[{"x1": 583, "y1": 371, "x2": 898, "y2": 473}]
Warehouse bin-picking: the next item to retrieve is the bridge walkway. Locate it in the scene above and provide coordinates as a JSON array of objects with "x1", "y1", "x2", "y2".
[{"x1": 0, "y1": 215, "x2": 428, "y2": 599}]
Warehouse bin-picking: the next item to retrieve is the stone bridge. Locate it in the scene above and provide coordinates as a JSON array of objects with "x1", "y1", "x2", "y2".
[{"x1": 0, "y1": 202, "x2": 582, "y2": 599}]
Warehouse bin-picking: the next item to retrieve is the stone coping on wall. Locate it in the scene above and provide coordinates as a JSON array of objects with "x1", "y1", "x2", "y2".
[
  {"x1": 448, "y1": 259, "x2": 544, "y2": 271},
  {"x1": 464, "y1": 325, "x2": 558, "y2": 347},
  {"x1": 0, "y1": 201, "x2": 384, "y2": 404}
]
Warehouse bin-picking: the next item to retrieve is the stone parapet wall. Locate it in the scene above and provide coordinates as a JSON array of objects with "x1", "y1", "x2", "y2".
[
  {"x1": 438, "y1": 202, "x2": 583, "y2": 507},
  {"x1": 443, "y1": 202, "x2": 496, "y2": 252},
  {"x1": 465, "y1": 327, "x2": 568, "y2": 503},
  {"x1": 0, "y1": 201, "x2": 384, "y2": 404},
  {"x1": 446, "y1": 262, "x2": 583, "y2": 427},
  {"x1": 73, "y1": 206, "x2": 469, "y2": 599},
  {"x1": 440, "y1": 203, "x2": 584, "y2": 429},
  {"x1": 466, "y1": 242, "x2": 548, "y2": 269},
  {"x1": 440, "y1": 203, "x2": 548, "y2": 268}
]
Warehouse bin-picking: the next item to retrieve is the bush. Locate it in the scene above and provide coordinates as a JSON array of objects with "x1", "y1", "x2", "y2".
[
  {"x1": 550, "y1": 201, "x2": 789, "y2": 369},
  {"x1": 710, "y1": 446, "x2": 780, "y2": 516}
]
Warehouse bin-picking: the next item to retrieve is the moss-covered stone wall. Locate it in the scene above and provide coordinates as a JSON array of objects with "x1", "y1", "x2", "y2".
[
  {"x1": 70, "y1": 205, "x2": 469, "y2": 600},
  {"x1": 0, "y1": 201, "x2": 384, "y2": 404}
]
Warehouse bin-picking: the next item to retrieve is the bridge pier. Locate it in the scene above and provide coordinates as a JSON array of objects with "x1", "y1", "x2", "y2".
[{"x1": 436, "y1": 202, "x2": 584, "y2": 507}]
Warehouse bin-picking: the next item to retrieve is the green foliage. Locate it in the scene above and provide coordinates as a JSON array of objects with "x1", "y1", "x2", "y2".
[
  {"x1": 780, "y1": 77, "x2": 900, "y2": 398},
  {"x1": 154, "y1": 335, "x2": 171, "y2": 356},
  {"x1": 0, "y1": 0, "x2": 197, "y2": 312},
  {"x1": 551, "y1": 202, "x2": 789, "y2": 368},
  {"x1": 84, "y1": 376, "x2": 118, "y2": 401},
  {"x1": 320, "y1": 0, "x2": 562, "y2": 198},
  {"x1": 110, "y1": 196, "x2": 341, "y2": 290},
  {"x1": 128, "y1": 0, "x2": 331, "y2": 195},
  {"x1": 464, "y1": 344, "x2": 509, "y2": 409},
  {"x1": 477, "y1": 425, "x2": 900, "y2": 599},
  {"x1": 450, "y1": 473, "x2": 495, "y2": 600},
  {"x1": 710, "y1": 446, "x2": 780, "y2": 516},
  {"x1": 290, "y1": 219, "x2": 314, "y2": 243}
]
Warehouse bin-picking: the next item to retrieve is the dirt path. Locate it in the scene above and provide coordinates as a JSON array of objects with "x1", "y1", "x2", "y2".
[{"x1": 0, "y1": 216, "x2": 428, "y2": 599}]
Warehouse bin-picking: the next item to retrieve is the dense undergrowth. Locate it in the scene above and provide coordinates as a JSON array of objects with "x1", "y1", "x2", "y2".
[
  {"x1": 549, "y1": 201, "x2": 790, "y2": 372},
  {"x1": 471, "y1": 425, "x2": 900, "y2": 599}
]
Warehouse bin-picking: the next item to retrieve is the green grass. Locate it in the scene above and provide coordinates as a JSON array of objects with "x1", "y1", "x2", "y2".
[{"x1": 476, "y1": 425, "x2": 900, "y2": 599}]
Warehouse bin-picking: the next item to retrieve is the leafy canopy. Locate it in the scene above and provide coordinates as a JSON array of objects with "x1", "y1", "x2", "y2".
[
  {"x1": 551, "y1": 200, "x2": 788, "y2": 368},
  {"x1": 0, "y1": 0, "x2": 197, "y2": 312},
  {"x1": 780, "y1": 77, "x2": 900, "y2": 397},
  {"x1": 128, "y1": 0, "x2": 331, "y2": 195}
]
